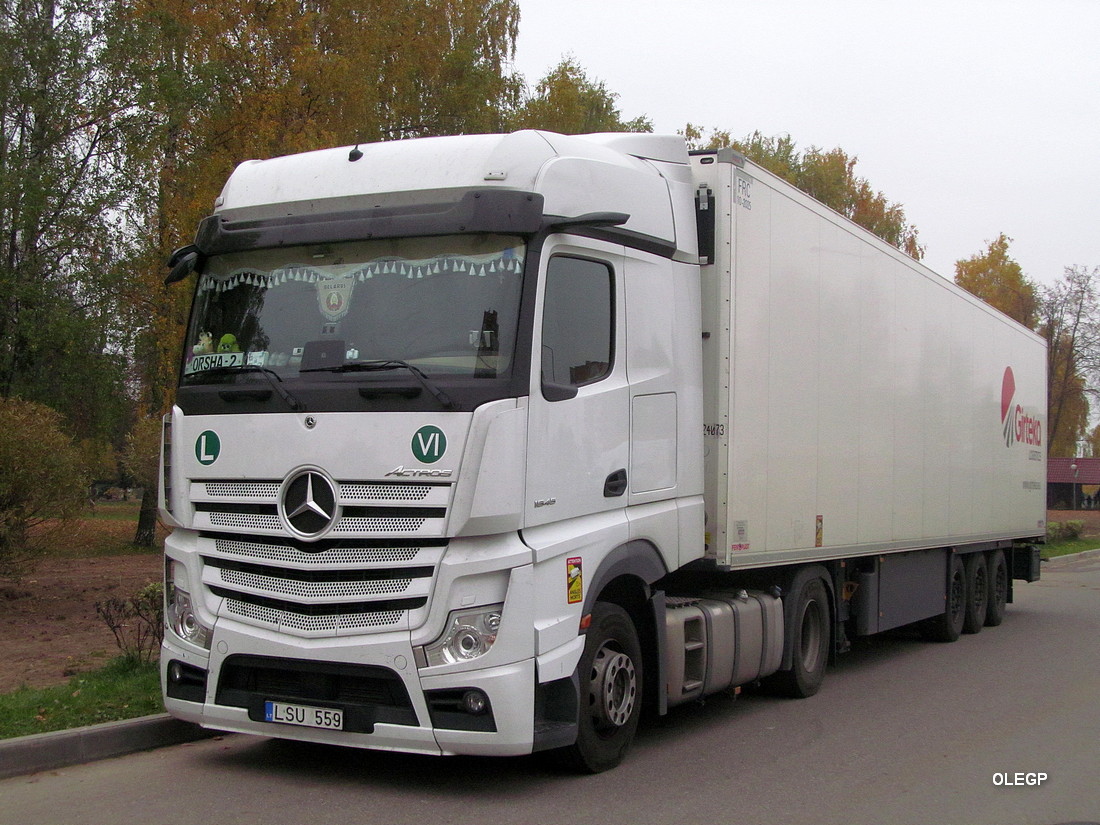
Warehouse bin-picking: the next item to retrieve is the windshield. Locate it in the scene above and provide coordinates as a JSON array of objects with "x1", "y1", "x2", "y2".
[{"x1": 181, "y1": 234, "x2": 526, "y2": 390}]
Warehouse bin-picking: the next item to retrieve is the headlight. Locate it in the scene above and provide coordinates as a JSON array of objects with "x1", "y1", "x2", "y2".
[
  {"x1": 166, "y1": 560, "x2": 212, "y2": 650},
  {"x1": 423, "y1": 605, "x2": 503, "y2": 667}
]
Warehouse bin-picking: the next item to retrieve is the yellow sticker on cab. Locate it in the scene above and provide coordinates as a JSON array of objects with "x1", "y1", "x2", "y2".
[{"x1": 567, "y1": 557, "x2": 583, "y2": 604}]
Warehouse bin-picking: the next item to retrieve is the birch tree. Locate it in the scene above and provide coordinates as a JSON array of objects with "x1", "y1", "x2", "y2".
[
  {"x1": 1040, "y1": 265, "x2": 1100, "y2": 457},
  {"x1": 0, "y1": 0, "x2": 137, "y2": 443}
]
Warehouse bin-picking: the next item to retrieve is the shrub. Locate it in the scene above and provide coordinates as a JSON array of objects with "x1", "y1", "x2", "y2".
[
  {"x1": 1046, "y1": 521, "x2": 1084, "y2": 543},
  {"x1": 95, "y1": 582, "x2": 164, "y2": 664},
  {"x1": 1064, "y1": 520, "x2": 1085, "y2": 541},
  {"x1": 0, "y1": 398, "x2": 88, "y2": 576}
]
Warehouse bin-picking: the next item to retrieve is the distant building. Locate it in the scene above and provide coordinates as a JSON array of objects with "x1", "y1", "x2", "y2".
[{"x1": 1048, "y1": 457, "x2": 1100, "y2": 509}]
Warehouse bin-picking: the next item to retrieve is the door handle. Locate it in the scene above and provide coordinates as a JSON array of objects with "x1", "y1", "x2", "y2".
[{"x1": 603, "y1": 469, "x2": 628, "y2": 498}]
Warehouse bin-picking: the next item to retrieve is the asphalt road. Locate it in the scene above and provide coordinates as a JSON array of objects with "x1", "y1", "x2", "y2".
[{"x1": 3, "y1": 554, "x2": 1098, "y2": 825}]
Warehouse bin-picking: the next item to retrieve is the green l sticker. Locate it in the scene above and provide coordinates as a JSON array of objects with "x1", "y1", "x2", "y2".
[
  {"x1": 196, "y1": 430, "x2": 221, "y2": 465},
  {"x1": 411, "y1": 426, "x2": 446, "y2": 464}
]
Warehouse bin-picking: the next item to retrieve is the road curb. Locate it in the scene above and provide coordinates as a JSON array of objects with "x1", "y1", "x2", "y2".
[
  {"x1": 0, "y1": 713, "x2": 219, "y2": 780},
  {"x1": 1045, "y1": 547, "x2": 1100, "y2": 565}
]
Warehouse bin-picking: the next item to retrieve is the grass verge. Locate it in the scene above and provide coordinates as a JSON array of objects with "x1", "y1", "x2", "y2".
[
  {"x1": 1041, "y1": 537, "x2": 1100, "y2": 559},
  {"x1": 29, "y1": 499, "x2": 166, "y2": 560},
  {"x1": 0, "y1": 658, "x2": 161, "y2": 740}
]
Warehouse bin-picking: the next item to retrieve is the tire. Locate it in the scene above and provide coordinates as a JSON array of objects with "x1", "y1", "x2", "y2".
[
  {"x1": 921, "y1": 553, "x2": 965, "y2": 643},
  {"x1": 554, "y1": 602, "x2": 643, "y2": 773},
  {"x1": 766, "y1": 576, "x2": 830, "y2": 698},
  {"x1": 985, "y1": 549, "x2": 1008, "y2": 627},
  {"x1": 962, "y1": 552, "x2": 988, "y2": 635}
]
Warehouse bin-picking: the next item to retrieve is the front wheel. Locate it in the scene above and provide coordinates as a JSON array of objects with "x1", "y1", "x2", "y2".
[{"x1": 554, "y1": 602, "x2": 643, "y2": 773}]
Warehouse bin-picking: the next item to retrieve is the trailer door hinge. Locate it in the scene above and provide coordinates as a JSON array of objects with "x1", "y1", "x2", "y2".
[{"x1": 696, "y1": 185, "x2": 715, "y2": 265}]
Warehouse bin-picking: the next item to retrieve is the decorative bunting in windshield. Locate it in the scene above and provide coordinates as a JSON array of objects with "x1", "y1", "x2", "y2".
[{"x1": 196, "y1": 248, "x2": 524, "y2": 294}]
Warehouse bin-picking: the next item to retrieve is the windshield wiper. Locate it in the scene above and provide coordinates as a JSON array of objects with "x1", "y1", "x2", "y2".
[
  {"x1": 301, "y1": 360, "x2": 454, "y2": 409},
  {"x1": 190, "y1": 365, "x2": 302, "y2": 411}
]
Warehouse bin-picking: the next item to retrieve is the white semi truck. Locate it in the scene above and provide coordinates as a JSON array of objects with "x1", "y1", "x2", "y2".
[{"x1": 159, "y1": 131, "x2": 1046, "y2": 772}]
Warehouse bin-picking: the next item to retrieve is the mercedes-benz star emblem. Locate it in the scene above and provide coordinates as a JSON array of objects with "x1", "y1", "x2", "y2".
[{"x1": 281, "y1": 470, "x2": 337, "y2": 537}]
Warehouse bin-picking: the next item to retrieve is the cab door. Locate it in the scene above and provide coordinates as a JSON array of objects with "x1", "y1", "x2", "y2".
[{"x1": 525, "y1": 237, "x2": 630, "y2": 527}]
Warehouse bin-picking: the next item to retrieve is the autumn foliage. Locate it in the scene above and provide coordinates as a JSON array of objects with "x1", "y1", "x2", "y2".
[
  {"x1": 0, "y1": 398, "x2": 87, "y2": 572},
  {"x1": 954, "y1": 235, "x2": 1098, "y2": 458},
  {"x1": 1, "y1": 0, "x2": 1092, "y2": 532},
  {"x1": 683, "y1": 126, "x2": 924, "y2": 259}
]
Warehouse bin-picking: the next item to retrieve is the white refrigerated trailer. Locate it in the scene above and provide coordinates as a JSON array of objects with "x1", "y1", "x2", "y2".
[{"x1": 160, "y1": 131, "x2": 1046, "y2": 772}]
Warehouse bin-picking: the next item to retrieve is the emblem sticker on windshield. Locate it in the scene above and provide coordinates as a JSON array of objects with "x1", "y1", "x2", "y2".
[
  {"x1": 411, "y1": 426, "x2": 446, "y2": 464},
  {"x1": 195, "y1": 430, "x2": 221, "y2": 465},
  {"x1": 317, "y1": 274, "x2": 355, "y2": 322}
]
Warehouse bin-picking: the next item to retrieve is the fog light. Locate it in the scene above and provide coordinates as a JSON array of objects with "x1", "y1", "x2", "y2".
[
  {"x1": 462, "y1": 689, "x2": 489, "y2": 715},
  {"x1": 165, "y1": 659, "x2": 208, "y2": 703}
]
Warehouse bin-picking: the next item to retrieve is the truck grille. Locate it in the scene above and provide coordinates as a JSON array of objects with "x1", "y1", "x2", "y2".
[
  {"x1": 190, "y1": 479, "x2": 451, "y2": 539},
  {"x1": 187, "y1": 478, "x2": 451, "y2": 638},
  {"x1": 198, "y1": 535, "x2": 444, "y2": 637}
]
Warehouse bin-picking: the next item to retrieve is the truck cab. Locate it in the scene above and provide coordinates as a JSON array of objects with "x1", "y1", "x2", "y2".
[{"x1": 160, "y1": 132, "x2": 705, "y2": 770}]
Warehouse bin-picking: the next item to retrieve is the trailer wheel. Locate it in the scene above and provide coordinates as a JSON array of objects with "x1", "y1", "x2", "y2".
[
  {"x1": 767, "y1": 576, "x2": 830, "y2": 698},
  {"x1": 921, "y1": 554, "x2": 966, "y2": 642},
  {"x1": 985, "y1": 549, "x2": 1008, "y2": 627},
  {"x1": 556, "y1": 602, "x2": 642, "y2": 773},
  {"x1": 962, "y1": 552, "x2": 988, "y2": 635}
]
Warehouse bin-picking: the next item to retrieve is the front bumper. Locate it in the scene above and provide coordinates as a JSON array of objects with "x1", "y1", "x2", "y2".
[{"x1": 161, "y1": 628, "x2": 540, "y2": 757}]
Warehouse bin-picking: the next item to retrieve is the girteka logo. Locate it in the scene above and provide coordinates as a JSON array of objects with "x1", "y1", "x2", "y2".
[{"x1": 1001, "y1": 366, "x2": 1042, "y2": 448}]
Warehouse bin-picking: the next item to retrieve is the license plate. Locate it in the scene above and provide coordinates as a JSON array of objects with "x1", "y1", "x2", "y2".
[{"x1": 264, "y1": 700, "x2": 344, "y2": 731}]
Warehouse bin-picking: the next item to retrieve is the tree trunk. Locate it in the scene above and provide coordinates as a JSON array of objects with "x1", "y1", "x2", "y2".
[{"x1": 134, "y1": 488, "x2": 159, "y2": 548}]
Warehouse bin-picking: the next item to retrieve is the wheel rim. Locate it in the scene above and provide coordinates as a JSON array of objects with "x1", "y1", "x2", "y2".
[
  {"x1": 949, "y1": 569, "x2": 965, "y2": 621},
  {"x1": 589, "y1": 643, "x2": 637, "y2": 730},
  {"x1": 973, "y1": 564, "x2": 987, "y2": 613},
  {"x1": 994, "y1": 561, "x2": 1008, "y2": 605}
]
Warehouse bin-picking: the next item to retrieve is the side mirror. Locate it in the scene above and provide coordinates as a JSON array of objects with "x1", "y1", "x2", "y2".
[{"x1": 165, "y1": 245, "x2": 202, "y2": 285}]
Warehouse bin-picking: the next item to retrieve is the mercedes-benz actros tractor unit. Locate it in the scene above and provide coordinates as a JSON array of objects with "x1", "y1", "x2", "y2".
[{"x1": 159, "y1": 131, "x2": 1045, "y2": 772}]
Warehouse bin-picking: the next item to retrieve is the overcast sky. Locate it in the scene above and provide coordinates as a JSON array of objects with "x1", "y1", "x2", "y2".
[{"x1": 513, "y1": 0, "x2": 1099, "y2": 287}]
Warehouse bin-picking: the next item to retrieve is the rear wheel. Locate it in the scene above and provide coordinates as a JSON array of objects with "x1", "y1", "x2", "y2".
[
  {"x1": 555, "y1": 602, "x2": 643, "y2": 773},
  {"x1": 766, "y1": 576, "x2": 830, "y2": 698},
  {"x1": 962, "y1": 552, "x2": 988, "y2": 635},
  {"x1": 921, "y1": 554, "x2": 965, "y2": 642},
  {"x1": 985, "y1": 549, "x2": 1008, "y2": 627}
]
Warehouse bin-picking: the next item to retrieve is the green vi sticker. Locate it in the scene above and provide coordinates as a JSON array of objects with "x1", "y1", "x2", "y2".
[
  {"x1": 411, "y1": 425, "x2": 446, "y2": 464},
  {"x1": 195, "y1": 430, "x2": 221, "y2": 465}
]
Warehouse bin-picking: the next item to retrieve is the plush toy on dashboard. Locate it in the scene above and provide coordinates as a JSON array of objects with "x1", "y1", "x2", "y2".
[
  {"x1": 192, "y1": 331, "x2": 214, "y2": 355},
  {"x1": 217, "y1": 333, "x2": 240, "y2": 353}
]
